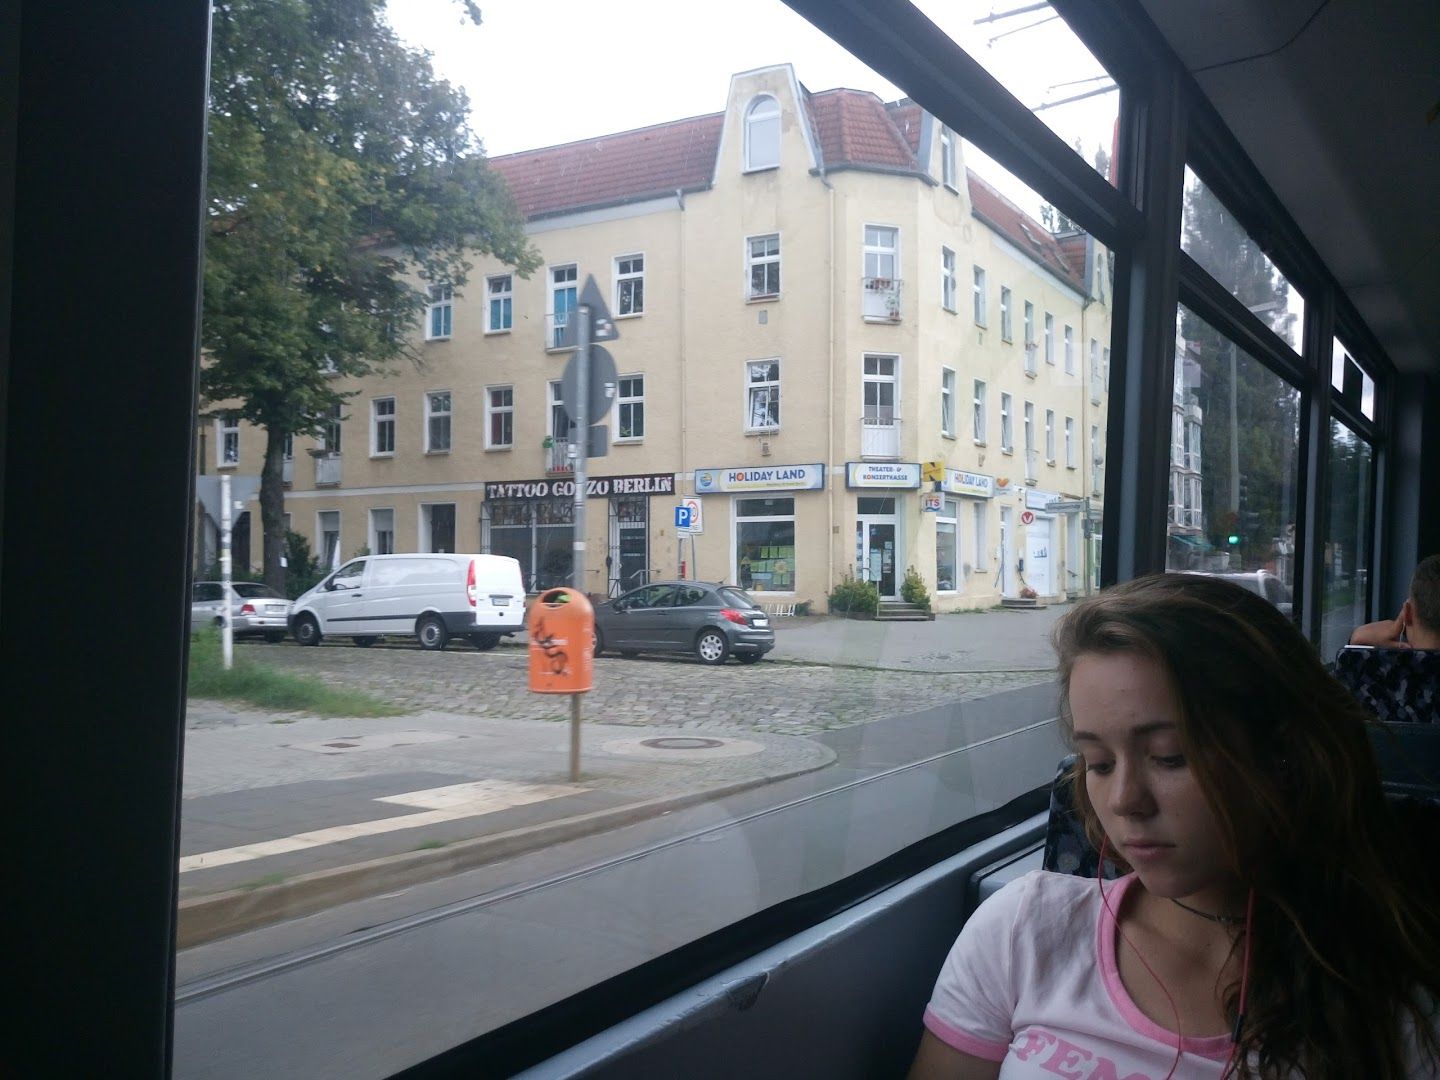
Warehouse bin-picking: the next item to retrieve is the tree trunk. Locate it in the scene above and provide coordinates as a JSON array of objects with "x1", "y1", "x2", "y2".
[{"x1": 261, "y1": 426, "x2": 287, "y2": 593}]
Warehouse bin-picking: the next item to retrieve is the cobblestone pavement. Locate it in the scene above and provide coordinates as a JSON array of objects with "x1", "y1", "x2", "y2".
[{"x1": 206, "y1": 640, "x2": 1055, "y2": 736}]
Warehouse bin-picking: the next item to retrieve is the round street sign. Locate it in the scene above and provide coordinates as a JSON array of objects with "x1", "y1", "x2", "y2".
[
  {"x1": 561, "y1": 344, "x2": 619, "y2": 423},
  {"x1": 1020, "y1": 510, "x2": 1035, "y2": 525}
]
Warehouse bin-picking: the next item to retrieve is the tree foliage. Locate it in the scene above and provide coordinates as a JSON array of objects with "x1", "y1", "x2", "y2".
[{"x1": 202, "y1": 0, "x2": 539, "y2": 588}]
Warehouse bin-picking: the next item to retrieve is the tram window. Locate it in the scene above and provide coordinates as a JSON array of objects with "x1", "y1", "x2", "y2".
[
  {"x1": 1182, "y1": 168, "x2": 1306, "y2": 355},
  {"x1": 1320, "y1": 419, "x2": 1374, "y2": 661},
  {"x1": 1166, "y1": 305, "x2": 1301, "y2": 602}
]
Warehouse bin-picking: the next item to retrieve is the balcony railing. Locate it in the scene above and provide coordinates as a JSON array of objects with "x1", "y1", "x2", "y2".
[
  {"x1": 1024, "y1": 448, "x2": 1038, "y2": 484},
  {"x1": 1091, "y1": 463, "x2": 1104, "y2": 495},
  {"x1": 314, "y1": 453, "x2": 341, "y2": 487},
  {"x1": 860, "y1": 413, "x2": 901, "y2": 459},
  {"x1": 1024, "y1": 342, "x2": 1038, "y2": 376},
  {"x1": 861, "y1": 277, "x2": 903, "y2": 322},
  {"x1": 545, "y1": 438, "x2": 574, "y2": 474},
  {"x1": 282, "y1": 458, "x2": 294, "y2": 485}
]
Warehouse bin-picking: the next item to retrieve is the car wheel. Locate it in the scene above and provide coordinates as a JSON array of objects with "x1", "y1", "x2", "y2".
[
  {"x1": 264, "y1": 631, "x2": 286, "y2": 644},
  {"x1": 469, "y1": 632, "x2": 500, "y2": 651},
  {"x1": 695, "y1": 629, "x2": 729, "y2": 666},
  {"x1": 352, "y1": 636, "x2": 378, "y2": 648},
  {"x1": 592, "y1": 627, "x2": 605, "y2": 657},
  {"x1": 737, "y1": 652, "x2": 761, "y2": 664},
  {"x1": 293, "y1": 614, "x2": 322, "y2": 647},
  {"x1": 417, "y1": 615, "x2": 449, "y2": 651}
]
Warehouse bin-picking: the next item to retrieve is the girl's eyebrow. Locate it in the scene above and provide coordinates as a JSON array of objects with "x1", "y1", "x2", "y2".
[{"x1": 1072, "y1": 721, "x2": 1177, "y2": 742}]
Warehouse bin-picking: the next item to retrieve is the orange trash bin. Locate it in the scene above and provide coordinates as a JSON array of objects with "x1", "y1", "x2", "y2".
[{"x1": 526, "y1": 587, "x2": 594, "y2": 693}]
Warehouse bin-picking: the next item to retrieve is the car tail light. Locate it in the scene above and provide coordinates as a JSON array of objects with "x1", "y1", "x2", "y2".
[
  {"x1": 467, "y1": 560, "x2": 477, "y2": 606},
  {"x1": 240, "y1": 603, "x2": 256, "y2": 615},
  {"x1": 719, "y1": 608, "x2": 749, "y2": 625}
]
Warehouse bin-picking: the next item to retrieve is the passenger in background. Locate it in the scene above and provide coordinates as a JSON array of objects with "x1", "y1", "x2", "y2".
[
  {"x1": 910, "y1": 574, "x2": 1440, "y2": 1080},
  {"x1": 1338, "y1": 553, "x2": 1439, "y2": 723}
]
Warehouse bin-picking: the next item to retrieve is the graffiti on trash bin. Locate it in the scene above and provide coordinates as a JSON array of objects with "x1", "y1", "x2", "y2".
[{"x1": 531, "y1": 616, "x2": 569, "y2": 674}]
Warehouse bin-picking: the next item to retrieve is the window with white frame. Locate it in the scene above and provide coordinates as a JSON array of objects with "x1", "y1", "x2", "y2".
[
  {"x1": 940, "y1": 248, "x2": 956, "y2": 311},
  {"x1": 216, "y1": 411, "x2": 239, "y2": 467},
  {"x1": 862, "y1": 354, "x2": 898, "y2": 423},
  {"x1": 939, "y1": 126, "x2": 956, "y2": 189},
  {"x1": 1023, "y1": 301, "x2": 1035, "y2": 347},
  {"x1": 940, "y1": 367, "x2": 956, "y2": 437},
  {"x1": 973, "y1": 266, "x2": 987, "y2": 325},
  {"x1": 550, "y1": 265, "x2": 577, "y2": 349},
  {"x1": 973, "y1": 379, "x2": 987, "y2": 442},
  {"x1": 370, "y1": 508, "x2": 395, "y2": 555},
  {"x1": 972, "y1": 501, "x2": 988, "y2": 570},
  {"x1": 282, "y1": 433, "x2": 293, "y2": 463},
  {"x1": 1064, "y1": 324, "x2": 1075, "y2": 374},
  {"x1": 486, "y1": 386, "x2": 513, "y2": 449},
  {"x1": 322, "y1": 402, "x2": 342, "y2": 454},
  {"x1": 936, "y1": 498, "x2": 959, "y2": 591},
  {"x1": 486, "y1": 274, "x2": 512, "y2": 333},
  {"x1": 1045, "y1": 409, "x2": 1056, "y2": 462},
  {"x1": 1044, "y1": 313, "x2": 1055, "y2": 365},
  {"x1": 1000, "y1": 392, "x2": 1013, "y2": 451},
  {"x1": 746, "y1": 359, "x2": 780, "y2": 431},
  {"x1": 747, "y1": 234, "x2": 780, "y2": 299},
  {"x1": 1000, "y1": 287, "x2": 1013, "y2": 341},
  {"x1": 425, "y1": 391, "x2": 451, "y2": 453},
  {"x1": 372, "y1": 397, "x2": 395, "y2": 456},
  {"x1": 547, "y1": 380, "x2": 570, "y2": 441},
  {"x1": 744, "y1": 95, "x2": 780, "y2": 171},
  {"x1": 426, "y1": 283, "x2": 453, "y2": 340},
  {"x1": 1023, "y1": 401, "x2": 1035, "y2": 452},
  {"x1": 1090, "y1": 338, "x2": 1101, "y2": 401},
  {"x1": 318, "y1": 510, "x2": 340, "y2": 571},
  {"x1": 1065, "y1": 416, "x2": 1076, "y2": 467},
  {"x1": 615, "y1": 254, "x2": 644, "y2": 317},
  {"x1": 735, "y1": 497, "x2": 795, "y2": 592},
  {"x1": 617, "y1": 375, "x2": 645, "y2": 440},
  {"x1": 863, "y1": 225, "x2": 898, "y2": 283}
]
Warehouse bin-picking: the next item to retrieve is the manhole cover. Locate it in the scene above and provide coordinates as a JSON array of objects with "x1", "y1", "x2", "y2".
[{"x1": 640, "y1": 737, "x2": 724, "y2": 750}]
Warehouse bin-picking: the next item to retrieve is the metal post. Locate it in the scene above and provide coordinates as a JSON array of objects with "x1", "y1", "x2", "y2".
[
  {"x1": 569, "y1": 303, "x2": 591, "y2": 780},
  {"x1": 569, "y1": 694, "x2": 582, "y2": 783},
  {"x1": 220, "y1": 472, "x2": 234, "y2": 670}
]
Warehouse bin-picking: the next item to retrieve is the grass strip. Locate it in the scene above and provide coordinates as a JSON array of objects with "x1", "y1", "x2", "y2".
[{"x1": 187, "y1": 630, "x2": 406, "y2": 717}]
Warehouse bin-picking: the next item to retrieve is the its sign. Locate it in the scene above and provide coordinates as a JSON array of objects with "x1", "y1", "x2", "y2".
[
  {"x1": 921, "y1": 493, "x2": 943, "y2": 513},
  {"x1": 693, "y1": 463, "x2": 826, "y2": 493}
]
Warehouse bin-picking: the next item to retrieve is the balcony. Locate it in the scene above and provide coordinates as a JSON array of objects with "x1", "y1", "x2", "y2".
[
  {"x1": 860, "y1": 413, "x2": 901, "y2": 459},
  {"x1": 1023, "y1": 342, "x2": 1038, "y2": 376},
  {"x1": 281, "y1": 457, "x2": 294, "y2": 485},
  {"x1": 1024, "y1": 448, "x2": 1038, "y2": 484},
  {"x1": 861, "y1": 277, "x2": 902, "y2": 323},
  {"x1": 545, "y1": 438, "x2": 574, "y2": 475},
  {"x1": 314, "y1": 452, "x2": 341, "y2": 487}
]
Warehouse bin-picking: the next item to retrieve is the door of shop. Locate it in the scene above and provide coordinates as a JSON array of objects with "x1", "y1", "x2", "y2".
[
  {"x1": 855, "y1": 497, "x2": 899, "y2": 599},
  {"x1": 608, "y1": 497, "x2": 650, "y2": 596},
  {"x1": 999, "y1": 506, "x2": 1015, "y2": 597},
  {"x1": 1025, "y1": 516, "x2": 1053, "y2": 596}
]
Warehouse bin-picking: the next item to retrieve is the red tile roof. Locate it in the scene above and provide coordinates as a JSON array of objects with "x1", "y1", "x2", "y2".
[
  {"x1": 805, "y1": 89, "x2": 921, "y2": 172},
  {"x1": 966, "y1": 171, "x2": 1085, "y2": 290}
]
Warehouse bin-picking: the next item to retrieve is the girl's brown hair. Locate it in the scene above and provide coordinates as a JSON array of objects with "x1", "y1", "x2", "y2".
[{"x1": 1052, "y1": 574, "x2": 1439, "y2": 1077}]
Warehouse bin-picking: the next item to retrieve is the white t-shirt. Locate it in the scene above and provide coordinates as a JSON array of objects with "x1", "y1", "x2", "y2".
[{"x1": 924, "y1": 870, "x2": 1235, "y2": 1079}]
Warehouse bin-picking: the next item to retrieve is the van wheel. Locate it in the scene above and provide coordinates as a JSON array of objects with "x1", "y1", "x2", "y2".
[
  {"x1": 293, "y1": 614, "x2": 322, "y2": 647},
  {"x1": 417, "y1": 615, "x2": 449, "y2": 651},
  {"x1": 352, "y1": 636, "x2": 378, "y2": 648},
  {"x1": 469, "y1": 633, "x2": 499, "y2": 651},
  {"x1": 695, "y1": 630, "x2": 729, "y2": 665}
]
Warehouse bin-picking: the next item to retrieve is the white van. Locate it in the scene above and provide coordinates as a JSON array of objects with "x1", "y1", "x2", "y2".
[{"x1": 289, "y1": 553, "x2": 526, "y2": 651}]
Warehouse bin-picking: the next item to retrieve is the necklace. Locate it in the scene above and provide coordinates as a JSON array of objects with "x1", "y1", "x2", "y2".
[{"x1": 1171, "y1": 897, "x2": 1247, "y2": 926}]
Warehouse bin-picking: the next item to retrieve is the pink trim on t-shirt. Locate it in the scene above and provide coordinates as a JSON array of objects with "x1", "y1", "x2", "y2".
[
  {"x1": 923, "y1": 1005, "x2": 1010, "y2": 1062},
  {"x1": 1096, "y1": 874, "x2": 1234, "y2": 1062}
]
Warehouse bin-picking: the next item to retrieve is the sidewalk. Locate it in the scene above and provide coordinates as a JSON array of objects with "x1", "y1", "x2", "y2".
[{"x1": 178, "y1": 702, "x2": 834, "y2": 947}]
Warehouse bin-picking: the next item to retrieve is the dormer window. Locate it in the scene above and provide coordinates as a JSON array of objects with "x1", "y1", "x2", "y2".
[{"x1": 744, "y1": 95, "x2": 780, "y2": 171}]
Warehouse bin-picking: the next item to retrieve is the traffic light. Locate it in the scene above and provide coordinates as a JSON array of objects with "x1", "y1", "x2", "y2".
[{"x1": 1227, "y1": 533, "x2": 1241, "y2": 546}]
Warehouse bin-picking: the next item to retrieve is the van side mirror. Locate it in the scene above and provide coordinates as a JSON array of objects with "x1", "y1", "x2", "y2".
[{"x1": 323, "y1": 578, "x2": 336, "y2": 592}]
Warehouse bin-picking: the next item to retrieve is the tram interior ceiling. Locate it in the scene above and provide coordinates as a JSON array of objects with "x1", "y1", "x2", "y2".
[{"x1": 5, "y1": 0, "x2": 1438, "y2": 1076}]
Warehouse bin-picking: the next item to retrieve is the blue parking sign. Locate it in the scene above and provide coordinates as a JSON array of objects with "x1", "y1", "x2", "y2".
[{"x1": 674, "y1": 505, "x2": 692, "y2": 530}]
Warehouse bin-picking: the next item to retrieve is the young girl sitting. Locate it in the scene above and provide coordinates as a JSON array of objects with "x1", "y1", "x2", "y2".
[{"x1": 911, "y1": 574, "x2": 1440, "y2": 1078}]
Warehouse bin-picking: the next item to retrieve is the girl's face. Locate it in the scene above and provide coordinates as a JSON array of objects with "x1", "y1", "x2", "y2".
[{"x1": 1069, "y1": 651, "x2": 1237, "y2": 905}]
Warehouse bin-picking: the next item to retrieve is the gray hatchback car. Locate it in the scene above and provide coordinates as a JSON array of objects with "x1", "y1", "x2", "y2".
[{"x1": 592, "y1": 581, "x2": 775, "y2": 664}]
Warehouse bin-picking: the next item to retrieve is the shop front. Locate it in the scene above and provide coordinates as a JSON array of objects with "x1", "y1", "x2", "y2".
[
  {"x1": 693, "y1": 464, "x2": 825, "y2": 597},
  {"x1": 846, "y1": 462, "x2": 920, "y2": 600},
  {"x1": 482, "y1": 472, "x2": 675, "y2": 594},
  {"x1": 938, "y1": 468, "x2": 996, "y2": 600}
]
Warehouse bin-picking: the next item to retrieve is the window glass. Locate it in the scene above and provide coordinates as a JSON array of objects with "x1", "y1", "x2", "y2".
[
  {"x1": 736, "y1": 497, "x2": 795, "y2": 592},
  {"x1": 1165, "y1": 306, "x2": 1302, "y2": 616},
  {"x1": 1321, "y1": 419, "x2": 1373, "y2": 661},
  {"x1": 1182, "y1": 168, "x2": 1305, "y2": 354}
]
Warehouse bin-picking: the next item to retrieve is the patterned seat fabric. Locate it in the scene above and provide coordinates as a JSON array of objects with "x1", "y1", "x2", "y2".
[
  {"x1": 1333, "y1": 646, "x2": 1440, "y2": 723},
  {"x1": 1041, "y1": 754, "x2": 1121, "y2": 879}
]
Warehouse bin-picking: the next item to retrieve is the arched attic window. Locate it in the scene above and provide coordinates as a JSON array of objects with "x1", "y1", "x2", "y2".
[{"x1": 744, "y1": 95, "x2": 781, "y2": 171}]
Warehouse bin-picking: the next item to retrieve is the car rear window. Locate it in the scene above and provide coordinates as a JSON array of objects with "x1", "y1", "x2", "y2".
[
  {"x1": 717, "y1": 587, "x2": 759, "y2": 609},
  {"x1": 232, "y1": 583, "x2": 284, "y2": 599}
]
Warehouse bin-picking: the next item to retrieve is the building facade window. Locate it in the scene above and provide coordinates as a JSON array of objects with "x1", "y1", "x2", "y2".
[
  {"x1": 323, "y1": 402, "x2": 342, "y2": 454},
  {"x1": 617, "y1": 375, "x2": 645, "y2": 440},
  {"x1": 746, "y1": 359, "x2": 780, "y2": 431},
  {"x1": 747, "y1": 234, "x2": 780, "y2": 298},
  {"x1": 1000, "y1": 392, "x2": 1013, "y2": 451},
  {"x1": 547, "y1": 380, "x2": 570, "y2": 440},
  {"x1": 486, "y1": 386, "x2": 513, "y2": 449},
  {"x1": 1065, "y1": 324, "x2": 1075, "y2": 373},
  {"x1": 939, "y1": 126, "x2": 956, "y2": 189},
  {"x1": 318, "y1": 510, "x2": 340, "y2": 571},
  {"x1": 862, "y1": 353, "x2": 898, "y2": 425},
  {"x1": 1045, "y1": 409, "x2": 1056, "y2": 462},
  {"x1": 940, "y1": 367, "x2": 956, "y2": 437},
  {"x1": 1065, "y1": 416, "x2": 1076, "y2": 467},
  {"x1": 1090, "y1": 338, "x2": 1101, "y2": 402},
  {"x1": 370, "y1": 508, "x2": 395, "y2": 555},
  {"x1": 550, "y1": 265, "x2": 577, "y2": 349},
  {"x1": 973, "y1": 266, "x2": 987, "y2": 325},
  {"x1": 425, "y1": 391, "x2": 451, "y2": 453},
  {"x1": 1023, "y1": 301, "x2": 1035, "y2": 346},
  {"x1": 216, "y1": 412, "x2": 239, "y2": 467},
  {"x1": 486, "y1": 274, "x2": 512, "y2": 332},
  {"x1": 426, "y1": 283, "x2": 453, "y2": 340},
  {"x1": 372, "y1": 397, "x2": 395, "y2": 456},
  {"x1": 1000, "y1": 287, "x2": 1013, "y2": 341},
  {"x1": 862, "y1": 226, "x2": 898, "y2": 284},
  {"x1": 421, "y1": 503, "x2": 456, "y2": 553},
  {"x1": 744, "y1": 95, "x2": 780, "y2": 171},
  {"x1": 485, "y1": 498, "x2": 574, "y2": 592},
  {"x1": 973, "y1": 379, "x2": 987, "y2": 442},
  {"x1": 941, "y1": 247, "x2": 956, "y2": 311},
  {"x1": 1024, "y1": 401, "x2": 1035, "y2": 453},
  {"x1": 1044, "y1": 313, "x2": 1055, "y2": 365},
  {"x1": 936, "y1": 498, "x2": 959, "y2": 592},
  {"x1": 735, "y1": 497, "x2": 795, "y2": 592},
  {"x1": 615, "y1": 254, "x2": 644, "y2": 317}
]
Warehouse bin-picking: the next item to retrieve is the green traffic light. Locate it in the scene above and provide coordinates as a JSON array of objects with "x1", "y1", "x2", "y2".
[{"x1": 1227, "y1": 534, "x2": 1241, "y2": 545}]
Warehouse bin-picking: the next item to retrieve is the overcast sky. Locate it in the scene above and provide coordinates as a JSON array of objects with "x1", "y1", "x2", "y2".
[{"x1": 384, "y1": 0, "x2": 1119, "y2": 223}]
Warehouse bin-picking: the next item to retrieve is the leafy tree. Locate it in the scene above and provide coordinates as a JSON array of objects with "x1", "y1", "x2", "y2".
[
  {"x1": 1179, "y1": 177, "x2": 1301, "y2": 569},
  {"x1": 202, "y1": 0, "x2": 540, "y2": 591}
]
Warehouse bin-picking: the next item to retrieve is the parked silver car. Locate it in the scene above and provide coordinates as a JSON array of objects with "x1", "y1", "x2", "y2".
[
  {"x1": 1190, "y1": 570, "x2": 1293, "y2": 616},
  {"x1": 190, "y1": 581, "x2": 292, "y2": 642},
  {"x1": 592, "y1": 581, "x2": 775, "y2": 665}
]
